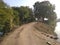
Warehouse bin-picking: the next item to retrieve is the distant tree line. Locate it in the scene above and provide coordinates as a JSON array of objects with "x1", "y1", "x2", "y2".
[{"x1": 0, "y1": 0, "x2": 57, "y2": 35}]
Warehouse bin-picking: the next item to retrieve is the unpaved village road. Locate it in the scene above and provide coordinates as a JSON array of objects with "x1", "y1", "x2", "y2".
[{"x1": 0, "y1": 22, "x2": 60, "y2": 45}]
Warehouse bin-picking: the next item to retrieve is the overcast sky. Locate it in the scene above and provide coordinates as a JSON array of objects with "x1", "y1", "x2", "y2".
[{"x1": 3, "y1": 0, "x2": 60, "y2": 19}]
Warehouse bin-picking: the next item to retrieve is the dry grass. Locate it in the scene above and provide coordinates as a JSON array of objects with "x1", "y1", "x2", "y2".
[{"x1": 34, "y1": 22, "x2": 55, "y2": 35}]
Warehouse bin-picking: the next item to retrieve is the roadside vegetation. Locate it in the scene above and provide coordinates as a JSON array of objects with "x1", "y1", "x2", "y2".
[{"x1": 0, "y1": 0, "x2": 57, "y2": 38}]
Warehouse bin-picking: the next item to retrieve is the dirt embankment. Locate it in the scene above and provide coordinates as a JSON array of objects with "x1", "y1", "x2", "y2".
[{"x1": 0, "y1": 22, "x2": 60, "y2": 45}]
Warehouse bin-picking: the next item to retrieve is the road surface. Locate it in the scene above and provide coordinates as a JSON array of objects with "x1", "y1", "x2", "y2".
[{"x1": 0, "y1": 22, "x2": 60, "y2": 45}]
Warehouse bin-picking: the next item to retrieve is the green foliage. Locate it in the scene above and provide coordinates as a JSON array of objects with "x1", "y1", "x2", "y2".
[
  {"x1": 0, "y1": 1, "x2": 15, "y2": 34},
  {"x1": 0, "y1": 8, "x2": 12, "y2": 32},
  {"x1": 13, "y1": 9, "x2": 20, "y2": 25},
  {"x1": 12, "y1": 6, "x2": 34, "y2": 24},
  {"x1": 34, "y1": 1, "x2": 56, "y2": 21},
  {"x1": 33, "y1": 1, "x2": 57, "y2": 30}
]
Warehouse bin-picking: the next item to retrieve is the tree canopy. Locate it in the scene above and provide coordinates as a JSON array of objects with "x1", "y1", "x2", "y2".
[
  {"x1": 34, "y1": 1, "x2": 56, "y2": 21},
  {"x1": 12, "y1": 6, "x2": 34, "y2": 24},
  {"x1": 33, "y1": 1, "x2": 57, "y2": 30}
]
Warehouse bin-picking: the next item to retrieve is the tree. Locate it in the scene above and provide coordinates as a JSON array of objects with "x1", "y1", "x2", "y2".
[
  {"x1": 0, "y1": 1, "x2": 15, "y2": 34},
  {"x1": 0, "y1": 0, "x2": 8, "y2": 8},
  {"x1": 12, "y1": 6, "x2": 34, "y2": 24},
  {"x1": 34, "y1": 1, "x2": 56, "y2": 22},
  {"x1": 33, "y1": 1, "x2": 57, "y2": 30},
  {"x1": 12, "y1": 7, "x2": 20, "y2": 25}
]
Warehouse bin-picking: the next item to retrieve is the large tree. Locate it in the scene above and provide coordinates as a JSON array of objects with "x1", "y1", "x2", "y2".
[
  {"x1": 33, "y1": 1, "x2": 57, "y2": 30},
  {"x1": 34, "y1": 1, "x2": 56, "y2": 21}
]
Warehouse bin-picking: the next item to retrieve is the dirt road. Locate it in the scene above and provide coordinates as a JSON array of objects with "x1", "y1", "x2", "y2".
[{"x1": 0, "y1": 22, "x2": 60, "y2": 45}]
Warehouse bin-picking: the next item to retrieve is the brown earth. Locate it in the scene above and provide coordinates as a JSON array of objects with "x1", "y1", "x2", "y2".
[{"x1": 0, "y1": 22, "x2": 60, "y2": 45}]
